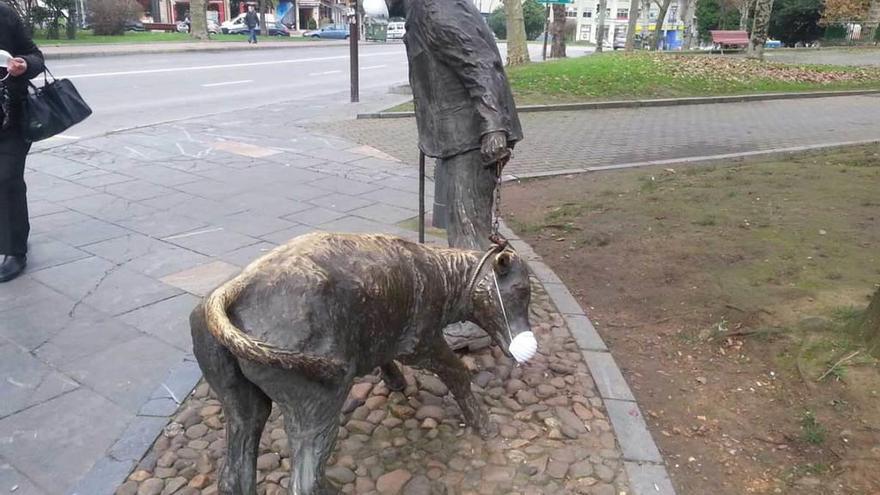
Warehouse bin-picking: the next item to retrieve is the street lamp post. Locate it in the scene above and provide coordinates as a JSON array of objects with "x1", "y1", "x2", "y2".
[{"x1": 349, "y1": 3, "x2": 359, "y2": 103}]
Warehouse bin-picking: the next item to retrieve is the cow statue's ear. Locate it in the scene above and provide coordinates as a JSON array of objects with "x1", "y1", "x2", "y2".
[{"x1": 493, "y1": 251, "x2": 513, "y2": 277}]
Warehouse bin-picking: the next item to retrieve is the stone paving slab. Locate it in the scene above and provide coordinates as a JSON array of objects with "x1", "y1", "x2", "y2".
[{"x1": 312, "y1": 94, "x2": 880, "y2": 178}]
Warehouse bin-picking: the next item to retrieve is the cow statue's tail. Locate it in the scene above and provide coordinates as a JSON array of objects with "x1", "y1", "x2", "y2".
[{"x1": 203, "y1": 278, "x2": 347, "y2": 381}]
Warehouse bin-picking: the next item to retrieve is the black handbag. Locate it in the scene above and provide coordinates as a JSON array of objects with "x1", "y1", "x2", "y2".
[{"x1": 21, "y1": 68, "x2": 91, "y2": 142}]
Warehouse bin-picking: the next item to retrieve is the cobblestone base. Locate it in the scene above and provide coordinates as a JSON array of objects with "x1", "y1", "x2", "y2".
[{"x1": 116, "y1": 282, "x2": 629, "y2": 495}]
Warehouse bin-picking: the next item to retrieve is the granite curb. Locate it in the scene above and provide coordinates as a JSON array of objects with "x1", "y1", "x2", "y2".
[
  {"x1": 41, "y1": 40, "x2": 352, "y2": 60},
  {"x1": 499, "y1": 223, "x2": 677, "y2": 495},
  {"x1": 356, "y1": 88, "x2": 880, "y2": 119},
  {"x1": 67, "y1": 357, "x2": 203, "y2": 495},
  {"x1": 501, "y1": 138, "x2": 880, "y2": 181}
]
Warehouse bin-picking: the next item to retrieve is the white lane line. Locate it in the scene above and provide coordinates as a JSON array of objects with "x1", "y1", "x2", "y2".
[
  {"x1": 308, "y1": 70, "x2": 342, "y2": 76},
  {"x1": 50, "y1": 134, "x2": 80, "y2": 140},
  {"x1": 362, "y1": 65, "x2": 387, "y2": 70},
  {"x1": 202, "y1": 79, "x2": 253, "y2": 88},
  {"x1": 57, "y1": 52, "x2": 398, "y2": 79}
]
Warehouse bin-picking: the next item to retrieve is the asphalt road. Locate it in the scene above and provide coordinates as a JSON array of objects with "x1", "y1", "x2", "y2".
[{"x1": 48, "y1": 42, "x2": 591, "y2": 142}]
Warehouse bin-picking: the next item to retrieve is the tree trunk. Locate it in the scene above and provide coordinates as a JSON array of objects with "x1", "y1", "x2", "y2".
[
  {"x1": 739, "y1": 0, "x2": 753, "y2": 30},
  {"x1": 66, "y1": 0, "x2": 77, "y2": 40},
  {"x1": 190, "y1": 0, "x2": 210, "y2": 39},
  {"x1": 681, "y1": 0, "x2": 697, "y2": 50},
  {"x1": 747, "y1": 0, "x2": 774, "y2": 59},
  {"x1": 866, "y1": 0, "x2": 880, "y2": 41},
  {"x1": 259, "y1": 0, "x2": 269, "y2": 37},
  {"x1": 595, "y1": 0, "x2": 608, "y2": 52},
  {"x1": 862, "y1": 287, "x2": 880, "y2": 358},
  {"x1": 505, "y1": 0, "x2": 530, "y2": 66},
  {"x1": 653, "y1": 0, "x2": 673, "y2": 50},
  {"x1": 550, "y1": 4, "x2": 567, "y2": 58},
  {"x1": 625, "y1": 0, "x2": 640, "y2": 51}
]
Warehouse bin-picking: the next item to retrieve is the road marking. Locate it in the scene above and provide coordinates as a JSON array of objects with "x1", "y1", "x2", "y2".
[
  {"x1": 362, "y1": 65, "x2": 387, "y2": 70},
  {"x1": 57, "y1": 52, "x2": 398, "y2": 79},
  {"x1": 308, "y1": 70, "x2": 342, "y2": 76},
  {"x1": 202, "y1": 79, "x2": 253, "y2": 88},
  {"x1": 50, "y1": 134, "x2": 80, "y2": 140}
]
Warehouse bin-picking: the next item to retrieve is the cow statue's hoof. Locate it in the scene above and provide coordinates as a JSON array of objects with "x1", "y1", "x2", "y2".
[{"x1": 380, "y1": 363, "x2": 408, "y2": 392}]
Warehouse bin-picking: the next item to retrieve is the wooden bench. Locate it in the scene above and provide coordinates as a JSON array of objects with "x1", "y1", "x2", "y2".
[
  {"x1": 143, "y1": 22, "x2": 179, "y2": 32},
  {"x1": 710, "y1": 30, "x2": 749, "y2": 53}
]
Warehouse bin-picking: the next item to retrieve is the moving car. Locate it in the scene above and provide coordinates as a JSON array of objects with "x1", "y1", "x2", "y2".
[
  {"x1": 303, "y1": 24, "x2": 350, "y2": 39},
  {"x1": 387, "y1": 17, "x2": 405, "y2": 40}
]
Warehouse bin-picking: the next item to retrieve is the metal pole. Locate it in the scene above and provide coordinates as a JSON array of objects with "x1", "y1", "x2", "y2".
[
  {"x1": 418, "y1": 152, "x2": 425, "y2": 243},
  {"x1": 349, "y1": 2, "x2": 360, "y2": 103},
  {"x1": 542, "y1": 4, "x2": 551, "y2": 60}
]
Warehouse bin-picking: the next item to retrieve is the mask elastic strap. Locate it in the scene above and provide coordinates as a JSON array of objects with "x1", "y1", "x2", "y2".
[{"x1": 492, "y1": 270, "x2": 513, "y2": 342}]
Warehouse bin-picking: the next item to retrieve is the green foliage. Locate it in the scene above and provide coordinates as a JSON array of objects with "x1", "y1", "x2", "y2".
[
  {"x1": 696, "y1": 0, "x2": 743, "y2": 42},
  {"x1": 800, "y1": 410, "x2": 826, "y2": 444},
  {"x1": 769, "y1": 0, "x2": 825, "y2": 45},
  {"x1": 488, "y1": 0, "x2": 546, "y2": 40}
]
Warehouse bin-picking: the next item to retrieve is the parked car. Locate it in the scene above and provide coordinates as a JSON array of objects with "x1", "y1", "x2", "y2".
[
  {"x1": 124, "y1": 20, "x2": 144, "y2": 32},
  {"x1": 221, "y1": 13, "x2": 277, "y2": 34},
  {"x1": 224, "y1": 20, "x2": 288, "y2": 36},
  {"x1": 304, "y1": 24, "x2": 350, "y2": 39},
  {"x1": 387, "y1": 17, "x2": 405, "y2": 40},
  {"x1": 176, "y1": 19, "x2": 221, "y2": 34},
  {"x1": 613, "y1": 34, "x2": 626, "y2": 50}
]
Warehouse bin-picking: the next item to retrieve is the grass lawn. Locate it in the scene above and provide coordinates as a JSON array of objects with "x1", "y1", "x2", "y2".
[
  {"x1": 34, "y1": 30, "x2": 317, "y2": 45},
  {"x1": 385, "y1": 51, "x2": 880, "y2": 111},
  {"x1": 505, "y1": 144, "x2": 880, "y2": 494}
]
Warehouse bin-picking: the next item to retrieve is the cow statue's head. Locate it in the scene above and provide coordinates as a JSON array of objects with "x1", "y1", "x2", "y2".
[{"x1": 468, "y1": 246, "x2": 537, "y2": 364}]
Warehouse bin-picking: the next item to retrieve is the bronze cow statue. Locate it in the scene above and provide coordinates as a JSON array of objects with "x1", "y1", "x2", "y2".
[{"x1": 190, "y1": 232, "x2": 536, "y2": 495}]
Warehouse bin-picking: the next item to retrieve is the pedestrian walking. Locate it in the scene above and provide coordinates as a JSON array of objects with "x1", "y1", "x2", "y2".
[
  {"x1": 0, "y1": 2, "x2": 44, "y2": 282},
  {"x1": 245, "y1": 5, "x2": 259, "y2": 44}
]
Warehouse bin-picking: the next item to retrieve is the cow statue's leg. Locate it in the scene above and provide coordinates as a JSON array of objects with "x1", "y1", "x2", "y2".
[
  {"x1": 277, "y1": 379, "x2": 351, "y2": 495},
  {"x1": 379, "y1": 361, "x2": 407, "y2": 392},
  {"x1": 422, "y1": 341, "x2": 494, "y2": 438},
  {"x1": 191, "y1": 306, "x2": 272, "y2": 495}
]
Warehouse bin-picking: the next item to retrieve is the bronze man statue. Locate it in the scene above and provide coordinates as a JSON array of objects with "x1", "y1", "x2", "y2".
[{"x1": 388, "y1": 0, "x2": 523, "y2": 250}]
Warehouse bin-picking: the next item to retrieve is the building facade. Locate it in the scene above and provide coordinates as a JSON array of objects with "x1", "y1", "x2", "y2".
[
  {"x1": 569, "y1": 0, "x2": 685, "y2": 49},
  {"x1": 136, "y1": 0, "x2": 349, "y2": 28}
]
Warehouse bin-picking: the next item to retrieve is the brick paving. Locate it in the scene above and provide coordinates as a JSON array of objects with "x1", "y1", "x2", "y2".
[{"x1": 312, "y1": 94, "x2": 880, "y2": 177}]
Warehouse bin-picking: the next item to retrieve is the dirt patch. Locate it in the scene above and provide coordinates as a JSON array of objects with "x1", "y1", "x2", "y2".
[{"x1": 504, "y1": 145, "x2": 880, "y2": 494}]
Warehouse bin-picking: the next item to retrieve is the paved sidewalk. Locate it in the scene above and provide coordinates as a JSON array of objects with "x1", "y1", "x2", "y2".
[
  {"x1": 315, "y1": 93, "x2": 880, "y2": 177},
  {"x1": 0, "y1": 87, "x2": 661, "y2": 495},
  {"x1": 0, "y1": 90, "x2": 430, "y2": 495},
  {"x1": 40, "y1": 40, "x2": 350, "y2": 59}
]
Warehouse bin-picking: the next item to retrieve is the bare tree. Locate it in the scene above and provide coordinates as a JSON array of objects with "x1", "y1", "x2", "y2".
[
  {"x1": 625, "y1": 0, "x2": 640, "y2": 50},
  {"x1": 680, "y1": 0, "x2": 697, "y2": 49},
  {"x1": 190, "y1": 0, "x2": 209, "y2": 39},
  {"x1": 506, "y1": 0, "x2": 531, "y2": 65},
  {"x1": 595, "y1": 0, "x2": 608, "y2": 51},
  {"x1": 747, "y1": 0, "x2": 774, "y2": 59},
  {"x1": 550, "y1": 4, "x2": 567, "y2": 57},
  {"x1": 651, "y1": 0, "x2": 673, "y2": 50},
  {"x1": 66, "y1": 0, "x2": 77, "y2": 39},
  {"x1": 739, "y1": 0, "x2": 754, "y2": 29},
  {"x1": 259, "y1": 0, "x2": 269, "y2": 38}
]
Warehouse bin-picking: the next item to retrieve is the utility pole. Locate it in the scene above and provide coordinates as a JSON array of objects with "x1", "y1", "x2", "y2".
[{"x1": 349, "y1": 1, "x2": 359, "y2": 103}]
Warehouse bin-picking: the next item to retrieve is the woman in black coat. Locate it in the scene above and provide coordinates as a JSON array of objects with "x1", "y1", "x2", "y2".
[{"x1": 0, "y1": 2, "x2": 44, "y2": 282}]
